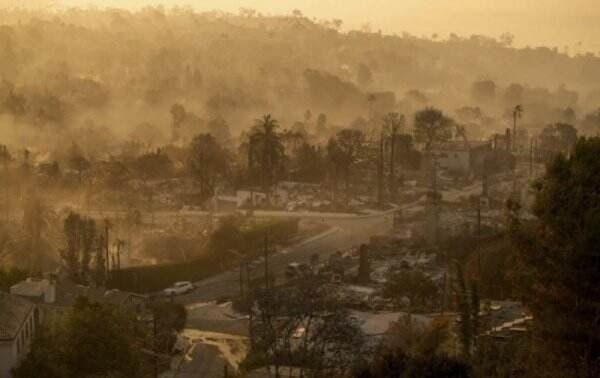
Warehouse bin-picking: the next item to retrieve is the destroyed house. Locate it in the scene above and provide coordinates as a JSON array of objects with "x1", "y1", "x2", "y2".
[{"x1": 433, "y1": 141, "x2": 492, "y2": 174}]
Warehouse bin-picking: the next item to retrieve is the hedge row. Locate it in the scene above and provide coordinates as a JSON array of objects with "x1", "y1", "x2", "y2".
[{"x1": 109, "y1": 218, "x2": 299, "y2": 293}]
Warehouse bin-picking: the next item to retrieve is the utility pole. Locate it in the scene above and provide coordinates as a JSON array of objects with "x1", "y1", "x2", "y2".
[
  {"x1": 382, "y1": 112, "x2": 404, "y2": 199},
  {"x1": 150, "y1": 189, "x2": 155, "y2": 226},
  {"x1": 377, "y1": 132, "x2": 384, "y2": 206},
  {"x1": 390, "y1": 124, "x2": 398, "y2": 188},
  {"x1": 115, "y1": 239, "x2": 124, "y2": 271},
  {"x1": 425, "y1": 154, "x2": 440, "y2": 246},
  {"x1": 477, "y1": 196, "x2": 482, "y2": 280},
  {"x1": 432, "y1": 154, "x2": 438, "y2": 192},
  {"x1": 1, "y1": 145, "x2": 9, "y2": 222},
  {"x1": 482, "y1": 172, "x2": 489, "y2": 197},
  {"x1": 513, "y1": 105, "x2": 522, "y2": 152},
  {"x1": 104, "y1": 219, "x2": 110, "y2": 281},
  {"x1": 247, "y1": 257, "x2": 254, "y2": 349},
  {"x1": 153, "y1": 306, "x2": 158, "y2": 378},
  {"x1": 264, "y1": 232, "x2": 269, "y2": 290},
  {"x1": 239, "y1": 259, "x2": 245, "y2": 300},
  {"x1": 529, "y1": 137, "x2": 534, "y2": 177},
  {"x1": 441, "y1": 272, "x2": 447, "y2": 314},
  {"x1": 513, "y1": 110, "x2": 517, "y2": 152},
  {"x1": 389, "y1": 124, "x2": 397, "y2": 198}
]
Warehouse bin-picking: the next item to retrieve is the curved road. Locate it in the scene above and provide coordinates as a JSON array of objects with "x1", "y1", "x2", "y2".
[{"x1": 176, "y1": 210, "x2": 398, "y2": 304}]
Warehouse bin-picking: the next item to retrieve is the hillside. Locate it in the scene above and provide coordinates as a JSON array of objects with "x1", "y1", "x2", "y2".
[{"x1": 0, "y1": 7, "x2": 599, "y2": 155}]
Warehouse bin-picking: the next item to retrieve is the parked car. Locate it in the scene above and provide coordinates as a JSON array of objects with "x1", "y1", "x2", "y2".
[{"x1": 164, "y1": 281, "x2": 194, "y2": 296}]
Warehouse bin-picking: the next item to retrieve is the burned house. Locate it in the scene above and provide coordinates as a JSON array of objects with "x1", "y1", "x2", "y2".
[{"x1": 432, "y1": 141, "x2": 492, "y2": 175}]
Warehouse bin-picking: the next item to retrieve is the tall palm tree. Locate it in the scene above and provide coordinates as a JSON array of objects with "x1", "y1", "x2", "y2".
[
  {"x1": 382, "y1": 112, "x2": 405, "y2": 198},
  {"x1": 281, "y1": 127, "x2": 306, "y2": 156},
  {"x1": 248, "y1": 114, "x2": 285, "y2": 197},
  {"x1": 0, "y1": 145, "x2": 10, "y2": 222},
  {"x1": 414, "y1": 108, "x2": 453, "y2": 190}
]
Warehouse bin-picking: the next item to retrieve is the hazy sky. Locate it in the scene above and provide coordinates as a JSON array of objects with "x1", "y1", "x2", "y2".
[{"x1": 38, "y1": 1, "x2": 600, "y2": 53}]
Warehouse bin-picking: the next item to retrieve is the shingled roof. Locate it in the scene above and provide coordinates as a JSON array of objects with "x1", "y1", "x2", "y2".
[{"x1": 0, "y1": 292, "x2": 34, "y2": 340}]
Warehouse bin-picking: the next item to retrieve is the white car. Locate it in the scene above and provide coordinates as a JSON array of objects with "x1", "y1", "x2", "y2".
[{"x1": 164, "y1": 281, "x2": 194, "y2": 296}]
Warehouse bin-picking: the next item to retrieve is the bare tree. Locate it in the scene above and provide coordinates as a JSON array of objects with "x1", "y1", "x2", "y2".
[
  {"x1": 247, "y1": 273, "x2": 367, "y2": 376},
  {"x1": 327, "y1": 129, "x2": 365, "y2": 198},
  {"x1": 383, "y1": 112, "x2": 405, "y2": 197},
  {"x1": 414, "y1": 108, "x2": 453, "y2": 152}
]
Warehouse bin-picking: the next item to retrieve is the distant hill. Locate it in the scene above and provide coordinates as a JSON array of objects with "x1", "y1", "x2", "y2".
[{"x1": 0, "y1": 7, "x2": 599, "y2": 152}]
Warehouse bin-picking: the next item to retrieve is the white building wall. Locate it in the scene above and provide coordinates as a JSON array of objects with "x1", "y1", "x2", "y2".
[{"x1": 0, "y1": 309, "x2": 36, "y2": 377}]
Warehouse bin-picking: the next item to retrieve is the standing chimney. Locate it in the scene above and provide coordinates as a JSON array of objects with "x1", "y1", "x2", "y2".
[{"x1": 44, "y1": 279, "x2": 56, "y2": 304}]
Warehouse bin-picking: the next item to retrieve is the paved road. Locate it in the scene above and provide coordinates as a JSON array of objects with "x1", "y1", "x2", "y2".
[
  {"x1": 168, "y1": 211, "x2": 397, "y2": 377},
  {"x1": 174, "y1": 343, "x2": 232, "y2": 378},
  {"x1": 185, "y1": 302, "x2": 249, "y2": 336},
  {"x1": 166, "y1": 205, "x2": 423, "y2": 377},
  {"x1": 176, "y1": 210, "x2": 397, "y2": 304}
]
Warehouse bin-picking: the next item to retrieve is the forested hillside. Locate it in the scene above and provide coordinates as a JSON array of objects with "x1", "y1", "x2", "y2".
[{"x1": 0, "y1": 7, "x2": 599, "y2": 155}]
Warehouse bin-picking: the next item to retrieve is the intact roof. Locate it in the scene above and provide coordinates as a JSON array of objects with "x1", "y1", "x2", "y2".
[
  {"x1": 0, "y1": 292, "x2": 34, "y2": 340},
  {"x1": 10, "y1": 278, "x2": 50, "y2": 299},
  {"x1": 50, "y1": 281, "x2": 147, "y2": 310}
]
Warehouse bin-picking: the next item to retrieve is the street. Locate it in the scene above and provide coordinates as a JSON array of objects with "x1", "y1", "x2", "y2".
[
  {"x1": 177, "y1": 210, "x2": 397, "y2": 304},
  {"x1": 166, "y1": 209, "x2": 398, "y2": 377}
]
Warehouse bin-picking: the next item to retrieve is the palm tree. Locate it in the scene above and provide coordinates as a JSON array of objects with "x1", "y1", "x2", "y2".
[
  {"x1": 248, "y1": 114, "x2": 285, "y2": 198},
  {"x1": 414, "y1": 108, "x2": 453, "y2": 190},
  {"x1": 281, "y1": 126, "x2": 306, "y2": 155},
  {"x1": 0, "y1": 145, "x2": 10, "y2": 222},
  {"x1": 382, "y1": 112, "x2": 405, "y2": 198}
]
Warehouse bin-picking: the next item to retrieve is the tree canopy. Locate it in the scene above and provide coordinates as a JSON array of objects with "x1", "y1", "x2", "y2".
[
  {"x1": 539, "y1": 122, "x2": 578, "y2": 154},
  {"x1": 413, "y1": 108, "x2": 453, "y2": 150},
  {"x1": 14, "y1": 297, "x2": 143, "y2": 378},
  {"x1": 511, "y1": 137, "x2": 600, "y2": 376},
  {"x1": 187, "y1": 133, "x2": 229, "y2": 197},
  {"x1": 248, "y1": 114, "x2": 285, "y2": 193}
]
